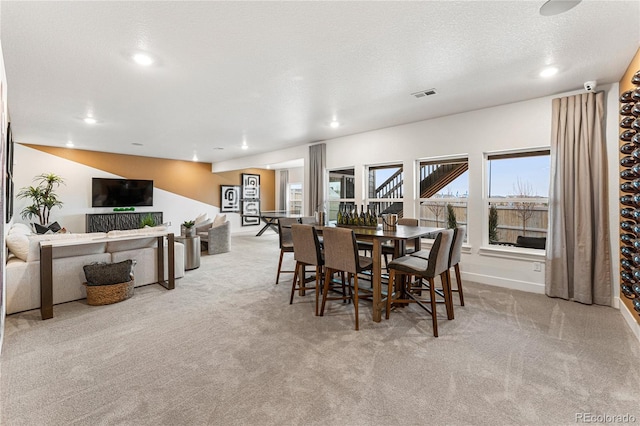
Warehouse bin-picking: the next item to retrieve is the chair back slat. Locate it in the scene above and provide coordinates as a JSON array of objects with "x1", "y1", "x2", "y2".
[
  {"x1": 426, "y1": 229, "x2": 454, "y2": 277},
  {"x1": 449, "y1": 226, "x2": 466, "y2": 267},
  {"x1": 322, "y1": 227, "x2": 359, "y2": 274},
  {"x1": 291, "y1": 224, "x2": 323, "y2": 266},
  {"x1": 278, "y1": 218, "x2": 299, "y2": 248}
]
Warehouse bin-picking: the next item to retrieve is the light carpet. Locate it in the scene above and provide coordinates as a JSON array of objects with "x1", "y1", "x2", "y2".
[{"x1": 1, "y1": 233, "x2": 639, "y2": 426}]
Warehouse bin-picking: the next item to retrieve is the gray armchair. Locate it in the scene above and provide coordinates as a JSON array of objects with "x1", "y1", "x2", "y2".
[{"x1": 199, "y1": 221, "x2": 231, "y2": 255}]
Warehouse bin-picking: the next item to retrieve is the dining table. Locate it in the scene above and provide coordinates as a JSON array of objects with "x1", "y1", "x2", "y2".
[{"x1": 315, "y1": 224, "x2": 444, "y2": 322}]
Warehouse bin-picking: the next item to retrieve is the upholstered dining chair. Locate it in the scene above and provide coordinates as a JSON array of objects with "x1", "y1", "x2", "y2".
[
  {"x1": 385, "y1": 229, "x2": 454, "y2": 337},
  {"x1": 275, "y1": 217, "x2": 300, "y2": 284},
  {"x1": 320, "y1": 227, "x2": 373, "y2": 331},
  {"x1": 290, "y1": 224, "x2": 324, "y2": 316},
  {"x1": 381, "y1": 217, "x2": 419, "y2": 267},
  {"x1": 411, "y1": 226, "x2": 466, "y2": 306}
]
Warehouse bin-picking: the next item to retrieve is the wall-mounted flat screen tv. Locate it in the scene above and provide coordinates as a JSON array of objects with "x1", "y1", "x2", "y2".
[{"x1": 92, "y1": 178, "x2": 154, "y2": 207}]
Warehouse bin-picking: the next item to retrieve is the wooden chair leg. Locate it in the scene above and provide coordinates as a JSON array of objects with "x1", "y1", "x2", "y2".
[
  {"x1": 276, "y1": 250, "x2": 284, "y2": 284},
  {"x1": 353, "y1": 274, "x2": 360, "y2": 331},
  {"x1": 299, "y1": 265, "x2": 306, "y2": 296},
  {"x1": 441, "y1": 271, "x2": 454, "y2": 320},
  {"x1": 386, "y1": 269, "x2": 395, "y2": 319},
  {"x1": 455, "y1": 264, "x2": 464, "y2": 306},
  {"x1": 320, "y1": 268, "x2": 332, "y2": 316},
  {"x1": 289, "y1": 261, "x2": 300, "y2": 305},
  {"x1": 315, "y1": 265, "x2": 321, "y2": 316},
  {"x1": 429, "y1": 277, "x2": 438, "y2": 337}
]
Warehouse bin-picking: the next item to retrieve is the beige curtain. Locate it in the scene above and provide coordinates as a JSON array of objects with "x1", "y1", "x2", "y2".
[
  {"x1": 278, "y1": 169, "x2": 288, "y2": 211},
  {"x1": 309, "y1": 143, "x2": 326, "y2": 214},
  {"x1": 545, "y1": 92, "x2": 611, "y2": 305}
]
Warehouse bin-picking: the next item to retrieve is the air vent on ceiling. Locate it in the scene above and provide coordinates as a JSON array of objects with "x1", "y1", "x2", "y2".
[{"x1": 411, "y1": 88, "x2": 438, "y2": 98}]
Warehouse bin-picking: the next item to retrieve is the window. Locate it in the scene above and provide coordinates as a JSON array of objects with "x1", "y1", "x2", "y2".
[
  {"x1": 367, "y1": 163, "x2": 403, "y2": 217},
  {"x1": 287, "y1": 183, "x2": 302, "y2": 214},
  {"x1": 417, "y1": 157, "x2": 468, "y2": 239},
  {"x1": 487, "y1": 150, "x2": 550, "y2": 249},
  {"x1": 327, "y1": 168, "x2": 355, "y2": 223}
]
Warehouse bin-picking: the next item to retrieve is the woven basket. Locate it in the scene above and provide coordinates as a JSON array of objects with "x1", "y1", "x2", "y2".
[{"x1": 83, "y1": 279, "x2": 134, "y2": 306}]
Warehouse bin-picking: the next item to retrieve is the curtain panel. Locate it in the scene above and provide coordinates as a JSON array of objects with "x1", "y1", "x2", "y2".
[
  {"x1": 279, "y1": 169, "x2": 288, "y2": 211},
  {"x1": 546, "y1": 91, "x2": 612, "y2": 306},
  {"x1": 309, "y1": 143, "x2": 326, "y2": 215}
]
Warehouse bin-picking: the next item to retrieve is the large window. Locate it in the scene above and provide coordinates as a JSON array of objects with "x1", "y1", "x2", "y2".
[
  {"x1": 417, "y1": 157, "x2": 468, "y2": 238},
  {"x1": 367, "y1": 163, "x2": 403, "y2": 217},
  {"x1": 487, "y1": 150, "x2": 550, "y2": 249},
  {"x1": 327, "y1": 168, "x2": 355, "y2": 223}
]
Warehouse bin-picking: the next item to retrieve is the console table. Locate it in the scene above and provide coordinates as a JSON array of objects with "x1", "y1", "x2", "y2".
[
  {"x1": 39, "y1": 232, "x2": 175, "y2": 320},
  {"x1": 86, "y1": 212, "x2": 163, "y2": 232}
]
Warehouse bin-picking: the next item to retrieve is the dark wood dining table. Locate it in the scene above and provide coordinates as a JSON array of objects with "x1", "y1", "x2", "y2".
[{"x1": 315, "y1": 224, "x2": 444, "y2": 322}]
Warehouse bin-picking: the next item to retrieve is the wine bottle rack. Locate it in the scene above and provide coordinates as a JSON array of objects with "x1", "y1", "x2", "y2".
[{"x1": 619, "y1": 68, "x2": 640, "y2": 318}]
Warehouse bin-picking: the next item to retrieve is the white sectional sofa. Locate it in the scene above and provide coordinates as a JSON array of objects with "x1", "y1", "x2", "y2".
[{"x1": 5, "y1": 223, "x2": 185, "y2": 314}]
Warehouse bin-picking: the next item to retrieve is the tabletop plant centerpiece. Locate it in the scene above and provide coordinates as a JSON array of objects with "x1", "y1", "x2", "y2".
[
  {"x1": 182, "y1": 220, "x2": 195, "y2": 237},
  {"x1": 17, "y1": 173, "x2": 65, "y2": 225}
]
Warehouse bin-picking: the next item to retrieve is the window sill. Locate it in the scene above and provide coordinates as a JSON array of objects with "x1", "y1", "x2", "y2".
[{"x1": 478, "y1": 246, "x2": 545, "y2": 261}]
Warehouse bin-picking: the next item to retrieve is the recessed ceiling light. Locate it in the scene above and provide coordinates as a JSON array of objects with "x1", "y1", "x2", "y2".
[
  {"x1": 539, "y1": 66, "x2": 559, "y2": 78},
  {"x1": 539, "y1": 0, "x2": 581, "y2": 16},
  {"x1": 241, "y1": 144, "x2": 249, "y2": 150},
  {"x1": 83, "y1": 117, "x2": 97, "y2": 124},
  {"x1": 330, "y1": 120, "x2": 340, "y2": 128},
  {"x1": 192, "y1": 153, "x2": 198, "y2": 162},
  {"x1": 132, "y1": 53, "x2": 154, "y2": 66},
  {"x1": 66, "y1": 141, "x2": 74, "y2": 148},
  {"x1": 266, "y1": 165, "x2": 271, "y2": 169}
]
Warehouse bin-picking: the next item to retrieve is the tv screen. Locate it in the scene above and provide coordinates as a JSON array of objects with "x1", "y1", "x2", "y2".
[{"x1": 92, "y1": 178, "x2": 154, "y2": 207}]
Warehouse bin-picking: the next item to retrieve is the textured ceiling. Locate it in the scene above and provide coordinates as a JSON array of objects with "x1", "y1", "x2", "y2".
[{"x1": 1, "y1": 1, "x2": 639, "y2": 165}]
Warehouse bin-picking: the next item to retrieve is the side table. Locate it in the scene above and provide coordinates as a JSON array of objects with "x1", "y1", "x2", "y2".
[{"x1": 176, "y1": 235, "x2": 201, "y2": 270}]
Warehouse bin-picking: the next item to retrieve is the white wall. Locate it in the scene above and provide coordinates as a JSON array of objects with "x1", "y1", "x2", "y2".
[
  {"x1": 212, "y1": 85, "x2": 620, "y2": 300},
  {"x1": 11, "y1": 144, "x2": 247, "y2": 235},
  {"x1": 0, "y1": 37, "x2": 8, "y2": 352}
]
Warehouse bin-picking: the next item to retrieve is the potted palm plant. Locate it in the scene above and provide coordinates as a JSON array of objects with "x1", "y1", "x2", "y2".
[{"x1": 17, "y1": 173, "x2": 65, "y2": 225}]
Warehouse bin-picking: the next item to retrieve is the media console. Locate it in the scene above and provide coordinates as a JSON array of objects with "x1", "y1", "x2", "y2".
[{"x1": 86, "y1": 212, "x2": 163, "y2": 232}]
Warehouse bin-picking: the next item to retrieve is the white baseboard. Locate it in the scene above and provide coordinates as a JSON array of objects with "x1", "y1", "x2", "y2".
[
  {"x1": 620, "y1": 301, "x2": 640, "y2": 343},
  {"x1": 462, "y1": 271, "x2": 546, "y2": 294}
]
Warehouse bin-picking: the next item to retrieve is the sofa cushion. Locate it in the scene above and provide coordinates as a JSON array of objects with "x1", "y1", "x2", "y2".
[
  {"x1": 6, "y1": 233, "x2": 29, "y2": 261},
  {"x1": 9, "y1": 223, "x2": 34, "y2": 235},
  {"x1": 24, "y1": 233, "x2": 108, "y2": 262}
]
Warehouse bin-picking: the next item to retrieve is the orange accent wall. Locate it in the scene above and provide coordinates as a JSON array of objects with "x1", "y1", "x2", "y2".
[
  {"x1": 22, "y1": 144, "x2": 275, "y2": 210},
  {"x1": 619, "y1": 46, "x2": 640, "y2": 323}
]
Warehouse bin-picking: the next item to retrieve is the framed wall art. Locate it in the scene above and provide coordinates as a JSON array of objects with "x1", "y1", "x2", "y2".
[
  {"x1": 220, "y1": 185, "x2": 241, "y2": 213},
  {"x1": 241, "y1": 199, "x2": 260, "y2": 226},
  {"x1": 242, "y1": 173, "x2": 260, "y2": 199}
]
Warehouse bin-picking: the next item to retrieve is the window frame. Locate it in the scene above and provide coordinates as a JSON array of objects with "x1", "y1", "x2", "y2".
[
  {"x1": 327, "y1": 167, "x2": 356, "y2": 224},
  {"x1": 364, "y1": 161, "x2": 405, "y2": 217},
  {"x1": 415, "y1": 154, "x2": 469, "y2": 241},
  {"x1": 483, "y1": 147, "x2": 550, "y2": 252}
]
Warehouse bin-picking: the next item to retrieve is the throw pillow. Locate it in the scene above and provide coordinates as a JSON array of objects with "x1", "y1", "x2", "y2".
[
  {"x1": 83, "y1": 260, "x2": 134, "y2": 286},
  {"x1": 194, "y1": 213, "x2": 208, "y2": 225},
  {"x1": 9, "y1": 223, "x2": 33, "y2": 235},
  {"x1": 213, "y1": 214, "x2": 227, "y2": 227},
  {"x1": 195, "y1": 218, "x2": 214, "y2": 233},
  {"x1": 5, "y1": 233, "x2": 29, "y2": 261},
  {"x1": 33, "y1": 222, "x2": 62, "y2": 235}
]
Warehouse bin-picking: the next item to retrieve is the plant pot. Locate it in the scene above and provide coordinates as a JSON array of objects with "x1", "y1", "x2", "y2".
[{"x1": 185, "y1": 227, "x2": 196, "y2": 237}]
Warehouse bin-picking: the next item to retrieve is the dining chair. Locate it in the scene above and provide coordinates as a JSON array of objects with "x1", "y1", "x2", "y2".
[
  {"x1": 320, "y1": 227, "x2": 373, "y2": 330},
  {"x1": 411, "y1": 226, "x2": 465, "y2": 306},
  {"x1": 275, "y1": 217, "x2": 300, "y2": 284},
  {"x1": 385, "y1": 229, "x2": 454, "y2": 337},
  {"x1": 381, "y1": 217, "x2": 419, "y2": 267},
  {"x1": 290, "y1": 224, "x2": 324, "y2": 316}
]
